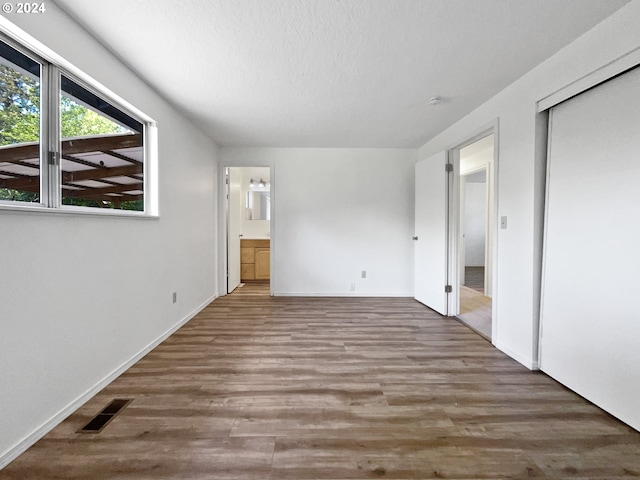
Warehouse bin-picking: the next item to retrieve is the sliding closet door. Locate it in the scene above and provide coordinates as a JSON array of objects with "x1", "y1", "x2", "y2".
[{"x1": 540, "y1": 67, "x2": 640, "y2": 430}]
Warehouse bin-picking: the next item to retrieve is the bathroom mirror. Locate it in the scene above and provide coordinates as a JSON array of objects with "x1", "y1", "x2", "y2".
[{"x1": 246, "y1": 191, "x2": 270, "y2": 220}]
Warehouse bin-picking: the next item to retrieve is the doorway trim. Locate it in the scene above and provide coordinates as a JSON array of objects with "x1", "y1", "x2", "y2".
[
  {"x1": 446, "y1": 119, "x2": 499, "y2": 344},
  {"x1": 218, "y1": 162, "x2": 275, "y2": 297},
  {"x1": 459, "y1": 164, "x2": 489, "y2": 293}
]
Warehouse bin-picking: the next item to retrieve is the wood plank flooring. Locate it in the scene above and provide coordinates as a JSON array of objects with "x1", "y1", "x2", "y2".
[
  {"x1": 230, "y1": 280, "x2": 270, "y2": 296},
  {"x1": 463, "y1": 266, "x2": 485, "y2": 293},
  {"x1": 2, "y1": 296, "x2": 640, "y2": 479},
  {"x1": 457, "y1": 286, "x2": 492, "y2": 340}
]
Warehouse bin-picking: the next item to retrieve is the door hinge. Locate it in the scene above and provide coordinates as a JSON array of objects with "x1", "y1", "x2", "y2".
[
  {"x1": 445, "y1": 163, "x2": 453, "y2": 173},
  {"x1": 445, "y1": 285, "x2": 452, "y2": 293}
]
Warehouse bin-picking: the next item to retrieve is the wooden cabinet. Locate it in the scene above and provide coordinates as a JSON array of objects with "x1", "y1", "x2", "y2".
[
  {"x1": 255, "y1": 248, "x2": 270, "y2": 280},
  {"x1": 241, "y1": 239, "x2": 270, "y2": 281},
  {"x1": 241, "y1": 263, "x2": 255, "y2": 281}
]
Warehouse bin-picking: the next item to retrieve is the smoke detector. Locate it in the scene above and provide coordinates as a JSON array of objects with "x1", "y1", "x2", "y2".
[{"x1": 428, "y1": 96, "x2": 442, "y2": 106}]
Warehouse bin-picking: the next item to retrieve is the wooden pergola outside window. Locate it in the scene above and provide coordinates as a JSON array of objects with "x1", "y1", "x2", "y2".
[{"x1": 0, "y1": 132, "x2": 143, "y2": 208}]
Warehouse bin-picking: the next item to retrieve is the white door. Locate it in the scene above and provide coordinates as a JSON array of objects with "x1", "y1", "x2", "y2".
[
  {"x1": 227, "y1": 167, "x2": 242, "y2": 293},
  {"x1": 540, "y1": 66, "x2": 640, "y2": 431},
  {"x1": 414, "y1": 151, "x2": 449, "y2": 315}
]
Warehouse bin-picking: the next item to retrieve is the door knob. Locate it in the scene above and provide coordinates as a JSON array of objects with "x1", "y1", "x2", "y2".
[{"x1": 412, "y1": 236, "x2": 418, "y2": 241}]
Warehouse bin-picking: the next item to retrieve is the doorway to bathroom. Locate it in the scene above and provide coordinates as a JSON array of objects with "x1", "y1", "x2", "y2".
[{"x1": 226, "y1": 166, "x2": 271, "y2": 295}]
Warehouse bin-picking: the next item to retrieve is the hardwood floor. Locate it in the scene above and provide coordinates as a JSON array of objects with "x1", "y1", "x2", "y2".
[
  {"x1": 230, "y1": 280, "x2": 270, "y2": 296},
  {"x1": 3, "y1": 296, "x2": 640, "y2": 479},
  {"x1": 463, "y1": 266, "x2": 485, "y2": 293},
  {"x1": 457, "y1": 286, "x2": 492, "y2": 340}
]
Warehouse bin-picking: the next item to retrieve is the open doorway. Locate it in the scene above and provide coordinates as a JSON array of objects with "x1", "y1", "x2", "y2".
[
  {"x1": 226, "y1": 166, "x2": 271, "y2": 296},
  {"x1": 455, "y1": 134, "x2": 494, "y2": 340}
]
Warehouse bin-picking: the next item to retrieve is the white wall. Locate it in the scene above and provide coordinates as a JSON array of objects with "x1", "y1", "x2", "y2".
[
  {"x1": 221, "y1": 148, "x2": 417, "y2": 296},
  {"x1": 0, "y1": 7, "x2": 219, "y2": 466},
  {"x1": 418, "y1": 0, "x2": 640, "y2": 368}
]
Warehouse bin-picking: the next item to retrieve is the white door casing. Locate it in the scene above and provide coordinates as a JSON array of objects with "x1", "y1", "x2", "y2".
[{"x1": 459, "y1": 176, "x2": 466, "y2": 287}]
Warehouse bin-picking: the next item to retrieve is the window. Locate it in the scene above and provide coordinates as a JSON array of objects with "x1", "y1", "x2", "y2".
[
  {"x1": 0, "y1": 39, "x2": 41, "y2": 203},
  {"x1": 60, "y1": 75, "x2": 144, "y2": 211},
  {"x1": 0, "y1": 34, "x2": 154, "y2": 213}
]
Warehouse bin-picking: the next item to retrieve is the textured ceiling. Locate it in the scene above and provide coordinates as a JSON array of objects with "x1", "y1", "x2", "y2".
[{"x1": 54, "y1": 0, "x2": 630, "y2": 148}]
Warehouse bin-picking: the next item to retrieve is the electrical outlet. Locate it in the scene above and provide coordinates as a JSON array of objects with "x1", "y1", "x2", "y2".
[
  {"x1": 361, "y1": 270, "x2": 367, "y2": 279},
  {"x1": 172, "y1": 292, "x2": 177, "y2": 304},
  {"x1": 500, "y1": 216, "x2": 508, "y2": 229},
  {"x1": 350, "y1": 283, "x2": 356, "y2": 291}
]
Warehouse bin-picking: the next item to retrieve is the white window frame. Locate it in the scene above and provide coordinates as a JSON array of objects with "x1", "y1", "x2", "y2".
[{"x1": 0, "y1": 22, "x2": 158, "y2": 217}]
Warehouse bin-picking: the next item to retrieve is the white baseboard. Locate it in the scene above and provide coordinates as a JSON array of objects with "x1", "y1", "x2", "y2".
[
  {"x1": 272, "y1": 292, "x2": 414, "y2": 297},
  {"x1": 0, "y1": 293, "x2": 218, "y2": 470},
  {"x1": 495, "y1": 341, "x2": 539, "y2": 370}
]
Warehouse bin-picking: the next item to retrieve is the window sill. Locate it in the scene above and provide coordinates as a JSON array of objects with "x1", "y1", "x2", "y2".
[{"x1": 0, "y1": 203, "x2": 159, "y2": 219}]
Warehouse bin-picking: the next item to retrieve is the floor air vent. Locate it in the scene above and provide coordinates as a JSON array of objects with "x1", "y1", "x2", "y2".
[{"x1": 79, "y1": 398, "x2": 132, "y2": 433}]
